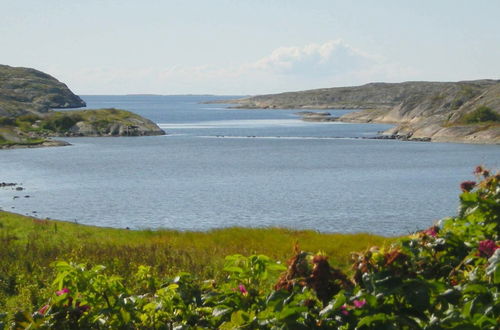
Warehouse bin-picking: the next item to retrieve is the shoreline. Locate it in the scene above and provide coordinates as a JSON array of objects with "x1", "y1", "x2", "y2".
[
  {"x1": 0, "y1": 209, "x2": 396, "y2": 237},
  {"x1": 220, "y1": 105, "x2": 500, "y2": 144},
  {"x1": 0, "y1": 131, "x2": 169, "y2": 150}
]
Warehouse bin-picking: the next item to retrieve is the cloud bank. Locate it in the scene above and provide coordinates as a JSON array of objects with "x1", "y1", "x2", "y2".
[
  {"x1": 251, "y1": 40, "x2": 376, "y2": 76},
  {"x1": 55, "y1": 40, "x2": 418, "y2": 94}
]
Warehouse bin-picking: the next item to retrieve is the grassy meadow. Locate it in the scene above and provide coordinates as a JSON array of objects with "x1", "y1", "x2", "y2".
[{"x1": 0, "y1": 210, "x2": 394, "y2": 317}]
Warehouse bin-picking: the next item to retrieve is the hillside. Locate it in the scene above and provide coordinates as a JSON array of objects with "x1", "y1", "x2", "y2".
[
  {"x1": 219, "y1": 80, "x2": 500, "y2": 143},
  {"x1": 0, "y1": 64, "x2": 86, "y2": 117},
  {"x1": 0, "y1": 65, "x2": 164, "y2": 148}
]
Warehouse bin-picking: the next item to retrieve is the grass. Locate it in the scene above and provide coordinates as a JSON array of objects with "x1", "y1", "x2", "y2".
[
  {"x1": 0, "y1": 126, "x2": 45, "y2": 147},
  {"x1": 0, "y1": 210, "x2": 394, "y2": 315}
]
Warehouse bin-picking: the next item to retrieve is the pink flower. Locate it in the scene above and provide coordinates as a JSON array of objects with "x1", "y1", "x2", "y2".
[
  {"x1": 340, "y1": 304, "x2": 349, "y2": 315},
  {"x1": 423, "y1": 226, "x2": 438, "y2": 237},
  {"x1": 56, "y1": 288, "x2": 70, "y2": 296},
  {"x1": 38, "y1": 304, "x2": 49, "y2": 315},
  {"x1": 353, "y1": 299, "x2": 367, "y2": 308},
  {"x1": 460, "y1": 181, "x2": 476, "y2": 192},
  {"x1": 238, "y1": 284, "x2": 248, "y2": 296},
  {"x1": 478, "y1": 240, "x2": 499, "y2": 258},
  {"x1": 76, "y1": 302, "x2": 90, "y2": 312}
]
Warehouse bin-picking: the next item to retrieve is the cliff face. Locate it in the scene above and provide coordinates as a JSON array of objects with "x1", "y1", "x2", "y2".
[
  {"x1": 223, "y1": 80, "x2": 500, "y2": 144},
  {"x1": 0, "y1": 65, "x2": 86, "y2": 117}
]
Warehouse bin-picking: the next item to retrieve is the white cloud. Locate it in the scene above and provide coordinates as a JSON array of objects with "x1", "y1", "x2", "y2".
[
  {"x1": 250, "y1": 40, "x2": 377, "y2": 77},
  {"x1": 52, "y1": 40, "x2": 419, "y2": 94}
]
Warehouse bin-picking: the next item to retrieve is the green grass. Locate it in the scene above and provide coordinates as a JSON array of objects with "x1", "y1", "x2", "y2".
[
  {"x1": 0, "y1": 126, "x2": 45, "y2": 147},
  {"x1": 0, "y1": 210, "x2": 394, "y2": 315}
]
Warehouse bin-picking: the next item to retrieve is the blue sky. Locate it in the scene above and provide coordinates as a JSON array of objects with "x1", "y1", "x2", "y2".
[{"x1": 2, "y1": 0, "x2": 499, "y2": 94}]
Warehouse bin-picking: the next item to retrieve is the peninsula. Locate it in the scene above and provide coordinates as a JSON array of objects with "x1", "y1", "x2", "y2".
[
  {"x1": 0, "y1": 65, "x2": 164, "y2": 148},
  {"x1": 212, "y1": 80, "x2": 500, "y2": 144}
]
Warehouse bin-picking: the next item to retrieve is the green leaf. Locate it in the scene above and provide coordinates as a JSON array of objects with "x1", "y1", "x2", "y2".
[
  {"x1": 404, "y1": 281, "x2": 430, "y2": 310},
  {"x1": 213, "y1": 307, "x2": 232, "y2": 318},
  {"x1": 357, "y1": 313, "x2": 390, "y2": 327},
  {"x1": 462, "y1": 283, "x2": 488, "y2": 295},
  {"x1": 278, "y1": 306, "x2": 307, "y2": 321},
  {"x1": 119, "y1": 308, "x2": 131, "y2": 324},
  {"x1": 223, "y1": 266, "x2": 243, "y2": 273}
]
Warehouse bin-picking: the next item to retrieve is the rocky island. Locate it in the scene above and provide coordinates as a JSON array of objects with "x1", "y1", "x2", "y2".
[
  {"x1": 0, "y1": 64, "x2": 164, "y2": 148},
  {"x1": 213, "y1": 80, "x2": 500, "y2": 144}
]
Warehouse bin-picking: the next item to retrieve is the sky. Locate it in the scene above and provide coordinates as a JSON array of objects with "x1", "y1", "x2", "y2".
[{"x1": 1, "y1": 0, "x2": 500, "y2": 95}]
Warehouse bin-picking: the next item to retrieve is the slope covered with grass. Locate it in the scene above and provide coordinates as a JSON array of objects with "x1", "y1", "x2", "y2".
[{"x1": 0, "y1": 211, "x2": 391, "y2": 319}]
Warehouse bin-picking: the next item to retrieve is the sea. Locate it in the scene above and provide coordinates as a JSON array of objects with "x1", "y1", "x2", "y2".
[{"x1": 0, "y1": 95, "x2": 498, "y2": 236}]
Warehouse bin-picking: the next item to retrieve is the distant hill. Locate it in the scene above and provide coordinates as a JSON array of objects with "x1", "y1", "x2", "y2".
[
  {"x1": 0, "y1": 64, "x2": 86, "y2": 117},
  {"x1": 217, "y1": 80, "x2": 500, "y2": 143}
]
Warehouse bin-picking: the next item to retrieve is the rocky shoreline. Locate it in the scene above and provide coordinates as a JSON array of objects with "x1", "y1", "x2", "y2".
[
  {"x1": 0, "y1": 139, "x2": 70, "y2": 150},
  {"x1": 213, "y1": 80, "x2": 500, "y2": 144}
]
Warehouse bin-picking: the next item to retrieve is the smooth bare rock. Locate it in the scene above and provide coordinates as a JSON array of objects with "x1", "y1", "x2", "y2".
[{"x1": 216, "y1": 80, "x2": 500, "y2": 144}]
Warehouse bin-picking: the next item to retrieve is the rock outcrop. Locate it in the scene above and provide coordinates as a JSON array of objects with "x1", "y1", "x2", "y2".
[
  {"x1": 295, "y1": 111, "x2": 338, "y2": 122},
  {"x1": 0, "y1": 65, "x2": 165, "y2": 148},
  {"x1": 215, "y1": 80, "x2": 500, "y2": 144},
  {"x1": 59, "y1": 109, "x2": 165, "y2": 137}
]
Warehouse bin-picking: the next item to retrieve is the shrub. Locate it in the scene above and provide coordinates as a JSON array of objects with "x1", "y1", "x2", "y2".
[
  {"x1": 461, "y1": 106, "x2": 500, "y2": 124},
  {"x1": 40, "y1": 113, "x2": 83, "y2": 132}
]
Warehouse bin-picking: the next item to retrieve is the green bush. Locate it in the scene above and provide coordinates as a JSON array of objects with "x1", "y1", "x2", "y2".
[
  {"x1": 40, "y1": 113, "x2": 83, "y2": 133},
  {"x1": 13, "y1": 168, "x2": 499, "y2": 329},
  {"x1": 461, "y1": 106, "x2": 500, "y2": 124}
]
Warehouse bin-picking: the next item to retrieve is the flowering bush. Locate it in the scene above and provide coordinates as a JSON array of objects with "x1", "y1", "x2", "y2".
[{"x1": 13, "y1": 168, "x2": 499, "y2": 329}]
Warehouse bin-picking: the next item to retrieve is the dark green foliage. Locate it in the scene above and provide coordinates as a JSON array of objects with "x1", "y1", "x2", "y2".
[
  {"x1": 40, "y1": 113, "x2": 83, "y2": 132},
  {"x1": 461, "y1": 106, "x2": 500, "y2": 124}
]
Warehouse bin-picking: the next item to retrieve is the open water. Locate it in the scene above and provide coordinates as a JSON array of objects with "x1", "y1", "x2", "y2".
[{"x1": 0, "y1": 95, "x2": 498, "y2": 235}]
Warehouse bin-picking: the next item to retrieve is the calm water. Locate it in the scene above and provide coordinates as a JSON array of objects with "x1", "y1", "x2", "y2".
[{"x1": 0, "y1": 95, "x2": 498, "y2": 235}]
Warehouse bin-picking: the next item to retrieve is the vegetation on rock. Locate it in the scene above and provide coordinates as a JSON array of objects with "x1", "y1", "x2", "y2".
[
  {"x1": 0, "y1": 64, "x2": 85, "y2": 117},
  {"x1": 0, "y1": 108, "x2": 164, "y2": 148},
  {"x1": 0, "y1": 65, "x2": 164, "y2": 147},
  {"x1": 460, "y1": 106, "x2": 500, "y2": 124}
]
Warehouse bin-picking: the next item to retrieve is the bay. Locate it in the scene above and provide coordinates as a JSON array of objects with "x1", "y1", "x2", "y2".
[{"x1": 0, "y1": 95, "x2": 498, "y2": 235}]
